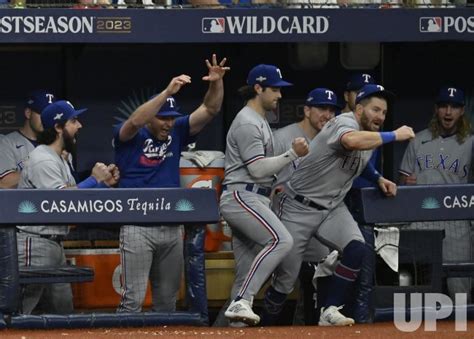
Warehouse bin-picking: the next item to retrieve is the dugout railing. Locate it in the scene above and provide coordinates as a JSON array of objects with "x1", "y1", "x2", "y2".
[
  {"x1": 352, "y1": 184, "x2": 474, "y2": 321},
  {"x1": 0, "y1": 188, "x2": 219, "y2": 329}
]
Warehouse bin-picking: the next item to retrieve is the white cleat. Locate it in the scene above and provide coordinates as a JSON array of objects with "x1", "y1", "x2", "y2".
[
  {"x1": 319, "y1": 305, "x2": 355, "y2": 326},
  {"x1": 224, "y1": 299, "x2": 260, "y2": 326}
]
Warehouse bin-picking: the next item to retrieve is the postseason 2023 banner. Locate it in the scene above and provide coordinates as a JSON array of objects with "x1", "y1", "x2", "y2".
[
  {"x1": 0, "y1": 188, "x2": 219, "y2": 225},
  {"x1": 0, "y1": 8, "x2": 472, "y2": 43}
]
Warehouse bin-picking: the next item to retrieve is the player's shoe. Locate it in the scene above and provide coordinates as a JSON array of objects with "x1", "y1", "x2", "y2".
[
  {"x1": 319, "y1": 305, "x2": 355, "y2": 326},
  {"x1": 224, "y1": 299, "x2": 260, "y2": 326}
]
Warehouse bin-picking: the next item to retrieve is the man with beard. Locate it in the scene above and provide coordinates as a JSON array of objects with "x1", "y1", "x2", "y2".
[
  {"x1": 220, "y1": 64, "x2": 309, "y2": 326},
  {"x1": 399, "y1": 86, "x2": 473, "y2": 302},
  {"x1": 114, "y1": 54, "x2": 229, "y2": 314},
  {"x1": 0, "y1": 90, "x2": 56, "y2": 189},
  {"x1": 261, "y1": 84, "x2": 414, "y2": 326},
  {"x1": 17, "y1": 100, "x2": 119, "y2": 314}
]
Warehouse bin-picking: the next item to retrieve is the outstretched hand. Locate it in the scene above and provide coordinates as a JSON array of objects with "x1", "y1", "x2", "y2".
[{"x1": 202, "y1": 54, "x2": 230, "y2": 82}]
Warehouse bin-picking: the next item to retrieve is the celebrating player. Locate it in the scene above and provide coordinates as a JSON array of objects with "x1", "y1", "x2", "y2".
[
  {"x1": 399, "y1": 86, "x2": 473, "y2": 302},
  {"x1": 114, "y1": 54, "x2": 229, "y2": 313},
  {"x1": 17, "y1": 100, "x2": 119, "y2": 314},
  {"x1": 262, "y1": 84, "x2": 415, "y2": 326},
  {"x1": 220, "y1": 64, "x2": 309, "y2": 326}
]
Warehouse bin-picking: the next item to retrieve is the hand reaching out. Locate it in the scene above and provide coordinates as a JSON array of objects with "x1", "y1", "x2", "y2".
[{"x1": 202, "y1": 54, "x2": 230, "y2": 82}]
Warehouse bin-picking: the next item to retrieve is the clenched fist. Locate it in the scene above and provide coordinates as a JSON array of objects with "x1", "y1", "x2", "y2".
[
  {"x1": 394, "y1": 125, "x2": 415, "y2": 141},
  {"x1": 91, "y1": 162, "x2": 112, "y2": 183},
  {"x1": 292, "y1": 137, "x2": 309, "y2": 157}
]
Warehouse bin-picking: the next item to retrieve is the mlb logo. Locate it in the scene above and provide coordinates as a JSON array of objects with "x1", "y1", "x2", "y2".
[
  {"x1": 202, "y1": 17, "x2": 225, "y2": 34},
  {"x1": 419, "y1": 17, "x2": 442, "y2": 33}
]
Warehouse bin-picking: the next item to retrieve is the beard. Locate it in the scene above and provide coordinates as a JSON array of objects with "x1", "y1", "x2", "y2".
[{"x1": 63, "y1": 128, "x2": 77, "y2": 155}]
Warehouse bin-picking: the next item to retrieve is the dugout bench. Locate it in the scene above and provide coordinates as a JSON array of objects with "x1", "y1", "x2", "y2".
[
  {"x1": 0, "y1": 188, "x2": 219, "y2": 329},
  {"x1": 352, "y1": 184, "x2": 474, "y2": 321}
]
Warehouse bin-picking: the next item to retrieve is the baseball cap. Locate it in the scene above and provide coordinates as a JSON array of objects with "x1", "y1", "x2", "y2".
[
  {"x1": 355, "y1": 84, "x2": 395, "y2": 105},
  {"x1": 41, "y1": 100, "x2": 87, "y2": 129},
  {"x1": 436, "y1": 86, "x2": 465, "y2": 106},
  {"x1": 26, "y1": 90, "x2": 56, "y2": 113},
  {"x1": 346, "y1": 73, "x2": 375, "y2": 91},
  {"x1": 247, "y1": 64, "x2": 293, "y2": 87},
  {"x1": 154, "y1": 96, "x2": 182, "y2": 118},
  {"x1": 305, "y1": 88, "x2": 341, "y2": 109}
]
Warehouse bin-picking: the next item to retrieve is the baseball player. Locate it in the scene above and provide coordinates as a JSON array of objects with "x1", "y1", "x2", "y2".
[
  {"x1": 399, "y1": 86, "x2": 473, "y2": 302},
  {"x1": 17, "y1": 100, "x2": 119, "y2": 314},
  {"x1": 262, "y1": 84, "x2": 415, "y2": 326},
  {"x1": 220, "y1": 64, "x2": 309, "y2": 326},
  {"x1": 0, "y1": 90, "x2": 55, "y2": 189},
  {"x1": 114, "y1": 54, "x2": 229, "y2": 313},
  {"x1": 271, "y1": 87, "x2": 339, "y2": 325}
]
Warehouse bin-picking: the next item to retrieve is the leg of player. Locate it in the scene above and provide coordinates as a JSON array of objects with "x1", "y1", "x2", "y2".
[
  {"x1": 117, "y1": 225, "x2": 153, "y2": 313},
  {"x1": 149, "y1": 226, "x2": 183, "y2": 312},
  {"x1": 221, "y1": 191, "x2": 293, "y2": 326},
  {"x1": 316, "y1": 205, "x2": 365, "y2": 326}
]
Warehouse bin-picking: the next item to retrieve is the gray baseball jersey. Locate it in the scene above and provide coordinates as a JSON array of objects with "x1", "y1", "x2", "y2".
[
  {"x1": 16, "y1": 144, "x2": 75, "y2": 314},
  {"x1": 271, "y1": 112, "x2": 368, "y2": 294},
  {"x1": 272, "y1": 123, "x2": 309, "y2": 188},
  {"x1": 0, "y1": 131, "x2": 36, "y2": 179},
  {"x1": 399, "y1": 129, "x2": 473, "y2": 300},
  {"x1": 272, "y1": 123, "x2": 329, "y2": 262},
  {"x1": 220, "y1": 105, "x2": 293, "y2": 305},
  {"x1": 399, "y1": 129, "x2": 473, "y2": 184},
  {"x1": 288, "y1": 112, "x2": 373, "y2": 209},
  {"x1": 223, "y1": 106, "x2": 275, "y2": 187},
  {"x1": 18, "y1": 144, "x2": 75, "y2": 235}
]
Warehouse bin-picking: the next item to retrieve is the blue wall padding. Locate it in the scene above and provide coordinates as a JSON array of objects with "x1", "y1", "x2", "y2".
[
  {"x1": 10, "y1": 312, "x2": 205, "y2": 329},
  {"x1": 0, "y1": 226, "x2": 20, "y2": 314},
  {"x1": 184, "y1": 225, "x2": 208, "y2": 324}
]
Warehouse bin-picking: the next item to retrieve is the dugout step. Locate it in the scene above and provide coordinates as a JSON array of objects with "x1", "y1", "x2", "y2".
[{"x1": 442, "y1": 262, "x2": 474, "y2": 278}]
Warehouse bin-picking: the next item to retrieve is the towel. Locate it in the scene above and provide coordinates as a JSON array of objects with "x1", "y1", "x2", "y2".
[
  {"x1": 374, "y1": 226, "x2": 400, "y2": 272},
  {"x1": 181, "y1": 151, "x2": 225, "y2": 168}
]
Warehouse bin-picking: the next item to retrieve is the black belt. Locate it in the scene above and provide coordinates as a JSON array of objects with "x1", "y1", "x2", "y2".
[
  {"x1": 223, "y1": 183, "x2": 272, "y2": 197},
  {"x1": 18, "y1": 231, "x2": 65, "y2": 243},
  {"x1": 294, "y1": 195, "x2": 326, "y2": 211}
]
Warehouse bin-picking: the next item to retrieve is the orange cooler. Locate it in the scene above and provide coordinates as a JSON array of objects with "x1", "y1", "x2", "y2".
[
  {"x1": 180, "y1": 156, "x2": 229, "y2": 252},
  {"x1": 65, "y1": 248, "x2": 152, "y2": 309}
]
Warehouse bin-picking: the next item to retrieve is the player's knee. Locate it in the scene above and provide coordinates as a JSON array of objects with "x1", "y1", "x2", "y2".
[
  {"x1": 278, "y1": 233, "x2": 294, "y2": 254},
  {"x1": 342, "y1": 240, "x2": 366, "y2": 266}
]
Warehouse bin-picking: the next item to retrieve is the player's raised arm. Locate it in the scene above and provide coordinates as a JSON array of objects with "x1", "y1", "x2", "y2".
[
  {"x1": 119, "y1": 75, "x2": 192, "y2": 142},
  {"x1": 189, "y1": 54, "x2": 230, "y2": 136}
]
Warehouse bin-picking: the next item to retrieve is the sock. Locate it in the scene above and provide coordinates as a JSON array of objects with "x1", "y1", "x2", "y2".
[
  {"x1": 260, "y1": 286, "x2": 288, "y2": 326},
  {"x1": 325, "y1": 240, "x2": 365, "y2": 308}
]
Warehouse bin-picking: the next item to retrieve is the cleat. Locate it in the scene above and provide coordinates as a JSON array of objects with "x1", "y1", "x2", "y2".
[
  {"x1": 224, "y1": 299, "x2": 260, "y2": 326},
  {"x1": 319, "y1": 305, "x2": 355, "y2": 326}
]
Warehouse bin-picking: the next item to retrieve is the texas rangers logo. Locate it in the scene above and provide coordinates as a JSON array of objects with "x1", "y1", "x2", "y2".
[
  {"x1": 202, "y1": 17, "x2": 225, "y2": 34},
  {"x1": 419, "y1": 17, "x2": 442, "y2": 33}
]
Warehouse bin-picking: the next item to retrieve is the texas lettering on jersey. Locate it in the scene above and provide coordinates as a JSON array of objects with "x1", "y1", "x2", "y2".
[
  {"x1": 416, "y1": 153, "x2": 469, "y2": 178},
  {"x1": 341, "y1": 154, "x2": 362, "y2": 172}
]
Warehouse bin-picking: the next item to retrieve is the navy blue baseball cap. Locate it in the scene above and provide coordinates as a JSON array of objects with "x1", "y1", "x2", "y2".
[
  {"x1": 26, "y1": 90, "x2": 56, "y2": 113},
  {"x1": 305, "y1": 88, "x2": 341, "y2": 108},
  {"x1": 41, "y1": 100, "x2": 87, "y2": 129},
  {"x1": 154, "y1": 96, "x2": 182, "y2": 118},
  {"x1": 247, "y1": 64, "x2": 293, "y2": 87},
  {"x1": 436, "y1": 86, "x2": 465, "y2": 106},
  {"x1": 355, "y1": 84, "x2": 395, "y2": 105},
  {"x1": 346, "y1": 73, "x2": 375, "y2": 91}
]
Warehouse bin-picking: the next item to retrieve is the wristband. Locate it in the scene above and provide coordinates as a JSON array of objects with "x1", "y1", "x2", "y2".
[
  {"x1": 77, "y1": 176, "x2": 98, "y2": 189},
  {"x1": 380, "y1": 131, "x2": 396, "y2": 144}
]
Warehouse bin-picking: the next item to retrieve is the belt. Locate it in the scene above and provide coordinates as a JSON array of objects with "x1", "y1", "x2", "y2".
[
  {"x1": 294, "y1": 195, "x2": 326, "y2": 211},
  {"x1": 223, "y1": 183, "x2": 272, "y2": 197},
  {"x1": 18, "y1": 230, "x2": 65, "y2": 243}
]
